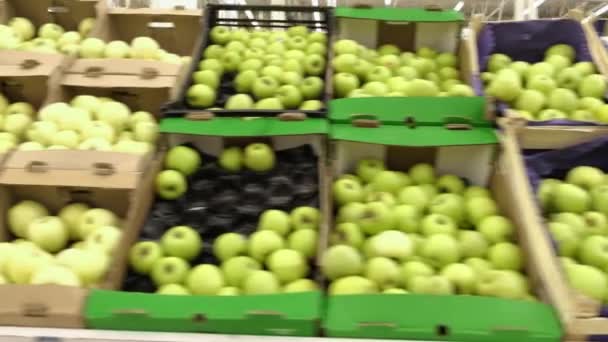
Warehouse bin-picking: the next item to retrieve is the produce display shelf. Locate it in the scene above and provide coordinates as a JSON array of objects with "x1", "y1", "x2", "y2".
[{"x1": 0, "y1": 327, "x2": 439, "y2": 342}]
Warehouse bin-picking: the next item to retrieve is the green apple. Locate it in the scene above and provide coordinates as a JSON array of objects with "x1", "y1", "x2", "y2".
[
  {"x1": 333, "y1": 178, "x2": 364, "y2": 205},
  {"x1": 267, "y1": 249, "x2": 308, "y2": 283},
  {"x1": 478, "y1": 215, "x2": 514, "y2": 243},
  {"x1": 440, "y1": 263, "x2": 476, "y2": 294},
  {"x1": 155, "y1": 170, "x2": 187, "y2": 200},
  {"x1": 277, "y1": 85, "x2": 303, "y2": 109},
  {"x1": 436, "y1": 52, "x2": 457, "y2": 68},
  {"x1": 199, "y1": 59, "x2": 224, "y2": 75},
  {"x1": 545, "y1": 44, "x2": 575, "y2": 62},
  {"x1": 58, "y1": 203, "x2": 89, "y2": 240},
  {"x1": 226, "y1": 94, "x2": 254, "y2": 110},
  {"x1": 463, "y1": 186, "x2": 491, "y2": 199},
  {"x1": 409, "y1": 163, "x2": 435, "y2": 184},
  {"x1": 457, "y1": 230, "x2": 488, "y2": 258},
  {"x1": 332, "y1": 53, "x2": 358, "y2": 73},
  {"x1": 254, "y1": 97, "x2": 283, "y2": 110},
  {"x1": 252, "y1": 76, "x2": 280, "y2": 99},
  {"x1": 364, "y1": 230, "x2": 414, "y2": 261},
  {"x1": 527, "y1": 75, "x2": 557, "y2": 95},
  {"x1": 573, "y1": 61, "x2": 596, "y2": 76},
  {"x1": 79, "y1": 38, "x2": 106, "y2": 58},
  {"x1": 333, "y1": 72, "x2": 360, "y2": 98},
  {"x1": 299, "y1": 100, "x2": 323, "y2": 110},
  {"x1": 553, "y1": 183, "x2": 590, "y2": 214},
  {"x1": 157, "y1": 284, "x2": 190, "y2": 295},
  {"x1": 488, "y1": 242, "x2": 523, "y2": 271},
  {"x1": 321, "y1": 244, "x2": 363, "y2": 280},
  {"x1": 218, "y1": 147, "x2": 243, "y2": 172},
  {"x1": 526, "y1": 62, "x2": 555, "y2": 79},
  {"x1": 477, "y1": 270, "x2": 528, "y2": 299},
  {"x1": 288, "y1": 229, "x2": 317, "y2": 259},
  {"x1": 243, "y1": 270, "x2": 281, "y2": 294},
  {"x1": 329, "y1": 275, "x2": 378, "y2": 295},
  {"x1": 545, "y1": 54, "x2": 570, "y2": 72},
  {"x1": 57, "y1": 247, "x2": 109, "y2": 285},
  {"x1": 330, "y1": 222, "x2": 364, "y2": 249},
  {"x1": 357, "y1": 202, "x2": 396, "y2": 235},
  {"x1": 248, "y1": 230, "x2": 285, "y2": 262},
  {"x1": 421, "y1": 233, "x2": 460, "y2": 268},
  {"x1": 284, "y1": 279, "x2": 318, "y2": 293},
  {"x1": 364, "y1": 257, "x2": 400, "y2": 289},
  {"x1": 150, "y1": 256, "x2": 190, "y2": 286},
  {"x1": 392, "y1": 204, "x2": 421, "y2": 233},
  {"x1": 487, "y1": 53, "x2": 512, "y2": 72},
  {"x1": 363, "y1": 81, "x2": 389, "y2": 96},
  {"x1": 160, "y1": 225, "x2": 202, "y2": 261},
  {"x1": 377, "y1": 55, "x2": 401, "y2": 72},
  {"x1": 85, "y1": 225, "x2": 122, "y2": 254},
  {"x1": 129, "y1": 241, "x2": 163, "y2": 274},
  {"x1": 235, "y1": 70, "x2": 258, "y2": 93},
  {"x1": 564, "y1": 263, "x2": 607, "y2": 301},
  {"x1": 209, "y1": 26, "x2": 231, "y2": 44},
  {"x1": 26, "y1": 216, "x2": 68, "y2": 253},
  {"x1": 213, "y1": 233, "x2": 246, "y2": 262},
  {"x1": 186, "y1": 84, "x2": 216, "y2": 108},
  {"x1": 370, "y1": 170, "x2": 409, "y2": 194},
  {"x1": 570, "y1": 110, "x2": 596, "y2": 122},
  {"x1": 408, "y1": 275, "x2": 454, "y2": 295},
  {"x1": 509, "y1": 61, "x2": 530, "y2": 76},
  {"x1": 548, "y1": 88, "x2": 579, "y2": 113},
  {"x1": 244, "y1": 143, "x2": 275, "y2": 171},
  {"x1": 258, "y1": 209, "x2": 291, "y2": 236},
  {"x1": 290, "y1": 206, "x2": 320, "y2": 231},
  {"x1": 398, "y1": 186, "x2": 431, "y2": 212},
  {"x1": 466, "y1": 196, "x2": 499, "y2": 226},
  {"x1": 421, "y1": 213, "x2": 457, "y2": 236},
  {"x1": 404, "y1": 79, "x2": 440, "y2": 96},
  {"x1": 9, "y1": 17, "x2": 35, "y2": 40},
  {"x1": 186, "y1": 264, "x2": 224, "y2": 295},
  {"x1": 579, "y1": 74, "x2": 607, "y2": 99},
  {"x1": 30, "y1": 265, "x2": 81, "y2": 287},
  {"x1": 486, "y1": 72, "x2": 522, "y2": 101},
  {"x1": 514, "y1": 89, "x2": 545, "y2": 113},
  {"x1": 397, "y1": 66, "x2": 419, "y2": 80},
  {"x1": 221, "y1": 256, "x2": 261, "y2": 287},
  {"x1": 579, "y1": 235, "x2": 608, "y2": 269},
  {"x1": 538, "y1": 109, "x2": 568, "y2": 121},
  {"x1": 548, "y1": 222, "x2": 580, "y2": 257},
  {"x1": 399, "y1": 260, "x2": 434, "y2": 287},
  {"x1": 8, "y1": 200, "x2": 49, "y2": 239},
  {"x1": 77, "y1": 208, "x2": 118, "y2": 240},
  {"x1": 579, "y1": 97, "x2": 603, "y2": 113},
  {"x1": 333, "y1": 39, "x2": 359, "y2": 55},
  {"x1": 447, "y1": 84, "x2": 475, "y2": 97},
  {"x1": 192, "y1": 70, "x2": 220, "y2": 89},
  {"x1": 203, "y1": 44, "x2": 224, "y2": 59},
  {"x1": 356, "y1": 159, "x2": 385, "y2": 182},
  {"x1": 300, "y1": 76, "x2": 323, "y2": 100},
  {"x1": 566, "y1": 166, "x2": 604, "y2": 190}
]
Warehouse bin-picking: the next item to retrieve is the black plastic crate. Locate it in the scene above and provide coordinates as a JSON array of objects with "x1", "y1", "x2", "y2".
[{"x1": 162, "y1": 4, "x2": 334, "y2": 118}]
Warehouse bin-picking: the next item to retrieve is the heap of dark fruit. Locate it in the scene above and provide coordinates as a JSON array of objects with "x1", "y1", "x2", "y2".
[{"x1": 123, "y1": 143, "x2": 321, "y2": 294}]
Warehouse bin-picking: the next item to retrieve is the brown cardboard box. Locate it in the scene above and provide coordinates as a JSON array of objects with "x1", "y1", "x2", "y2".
[
  {"x1": 501, "y1": 118, "x2": 608, "y2": 340},
  {"x1": 0, "y1": 51, "x2": 68, "y2": 109},
  {"x1": 0, "y1": 0, "x2": 97, "y2": 31},
  {"x1": 94, "y1": 2, "x2": 202, "y2": 57},
  {"x1": 0, "y1": 149, "x2": 159, "y2": 328}
]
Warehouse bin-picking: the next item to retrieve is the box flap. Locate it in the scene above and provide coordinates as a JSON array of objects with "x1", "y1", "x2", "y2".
[
  {"x1": 0, "y1": 51, "x2": 65, "y2": 77},
  {"x1": 0, "y1": 150, "x2": 148, "y2": 189},
  {"x1": 335, "y1": 7, "x2": 464, "y2": 22},
  {"x1": 63, "y1": 59, "x2": 180, "y2": 89},
  {"x1": 331, "y1": 122, "x2": 497, "y2": 147},
  {"x1": 329, "y1": 97, "x2": 489, "y2": 126},
  {"x1": 0, "y1": 284, "x2": 87, "y2": 328},
  {"x1": 160, "y1": 117, "x2": 328, "y2": 137}
]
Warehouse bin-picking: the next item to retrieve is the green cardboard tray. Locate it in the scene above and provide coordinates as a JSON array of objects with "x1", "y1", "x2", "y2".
[
  {"x1": 335, "y1": 6, "x2": 464, "y2": 22},
  {"x1": 323, "y1": 294, "x2": 562, "y2": 341},
  {"x1": 329, "y1": 97, "x2": 489, "y2": 127},
  {"x1": 160, "y1": 117, "x2": 328, "y2": 136},
  {"x1": 85, "y1": 289, "x2": 323, "y2": 335}
]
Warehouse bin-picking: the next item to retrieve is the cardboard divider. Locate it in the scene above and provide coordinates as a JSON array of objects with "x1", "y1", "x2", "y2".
[
  {"x1": 95, "y1": 5, "x2": 202, "y2": 57},
  {"x1": 85, "y1": 120, "x2": 328, "y2": 335},
  {"x1": 0, "y1": 150, "x2": 159, "y2": 328},
  {"x1": 501, "y1": 117, "x2": 608, "y2": 339}
]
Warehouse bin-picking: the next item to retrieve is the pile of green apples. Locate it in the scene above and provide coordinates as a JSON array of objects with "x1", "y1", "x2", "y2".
[
  {"x1": 129, "y1": 207, "x2": 320, "y2": 296},
  {"x1": 538, "y1": 166, "x2": 608, "y2": 301},
  {"x1": 0, "y1": 200, "x2": 124, "y2": 287},
  {"x1": 0, "y1": 93, "x2": 158, "y2": 154},
  {"x1": 1, "y1": 16, "x2": 188, "y2": 64},
  {"x1": 1, "y1": 17, "x2": 94, "y2": 54},
  {"x1": 186, "y1": 25, "x2": 327, "y2": 110},
  {"x1": 483, "y1": 44, "x2": 608, "y2": 122},
  {"x1": 331, "y1": 40, "x2": 475, "y2": 98},
  {"x1": 323, "y1": 160, "x2": 534, "y2": 300}
]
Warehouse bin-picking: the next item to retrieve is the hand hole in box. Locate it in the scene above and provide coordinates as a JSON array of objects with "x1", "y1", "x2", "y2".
[
  {"x1": 192, "y1": 313, "x2": 207, "y2": 323},
  {"x1": 436, "y1": 324, "x2": 450, "y2": 336}
]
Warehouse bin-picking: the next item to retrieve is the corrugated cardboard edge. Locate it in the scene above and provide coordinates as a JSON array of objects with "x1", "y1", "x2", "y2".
[
  {"x1": 0, "y1": 150, "x2": 151, "y2": 189},
  {"x1": 0, "y1": 51, "x2": 67, "y2": 77},
  {"x1": 499, "y1": 117, "x2": 608, "y2": 338}
]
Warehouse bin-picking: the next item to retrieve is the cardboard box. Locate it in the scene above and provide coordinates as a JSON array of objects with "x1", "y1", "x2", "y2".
[
  {"x1": 0, "y1": 149, "x2": 159, "y2": 328},
  {"x1": 501, "y1": 118, "x2": 608, "y2": 340},
  {"x1": 470, "y1": 11, "x2": 608, "y2": 127},
  {"x1": 322, "y1": 98, "x2": 562, "y2": 342},
  {"x1": 85, "y1": 115, "x2": 329, "y2": 336},
  {"x1": 330, "y1": 7, "x2": 487, "y2": 120},
  {"x1": 95, "y1": 3, "x2": 202, "y2": 57},
  {"x1": 163, "y1": 4, "x2": 333, "y2": 118},
  {"x1": 0, "y1": 0, "x2": 97, "y2": 31}
]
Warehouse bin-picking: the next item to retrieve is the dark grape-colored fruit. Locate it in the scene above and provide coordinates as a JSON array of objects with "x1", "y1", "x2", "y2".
[
  {"x1": 209, "y1": 189, "x2": 239, "y2": 210},
  {"x1": 181, "y1": 201, "x2": 209, "y2": 227},
  {"x1": 189, "y1": 179, "x2": 217, "y2": 198},
  {"x1": 123, "y1": 272, "x2": 156, "y2": 293},
  {"x1": 140, "y1": 217, "x2": 168, "y2": 240}
]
